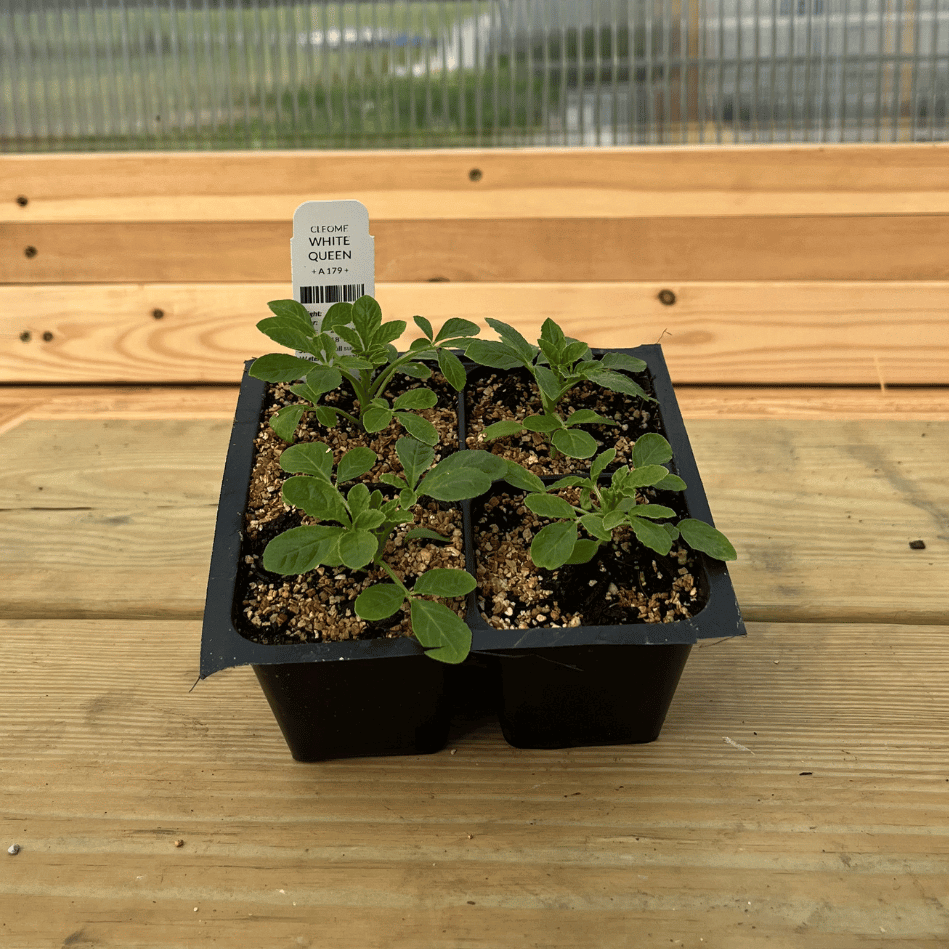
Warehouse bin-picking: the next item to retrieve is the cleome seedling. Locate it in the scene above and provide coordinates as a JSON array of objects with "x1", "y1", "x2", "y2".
[
  {"x1": 465, "y1": 317, "x2": 654, "y2": 459},
  {"x1": 514, "y1": 433, "x2": 737, "y2": 571},
  {"x1": 250, "y1": 294, "x2": 478, "y2": 445},
  {"x1": 261, "y1": 436, "x2": 509, "y2": 664}
]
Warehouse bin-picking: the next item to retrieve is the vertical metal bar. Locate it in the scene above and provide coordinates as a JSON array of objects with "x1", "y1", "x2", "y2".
[
  {"x1": 423, "y1": 0, "x2": 432, "y2": 147},
  {"x1": 930, "y1": 0, "x2": 942, "y2": 140},
  {"x1": 820, "y1": 0, "x2": 833, "y2": 139},
  {"x1": 149, "y1": 0, "x2": 171, "y2": 147},
  {"x1": 908, "y1": 0, "x2": 922, "y2": 139},
  {"x1": 874, "y1": 0, "x2": 887, "y2": 140},
  {"x1": 803, "y1": 0, "x2": 815, "y2": 134},
  {"x1": 716, "y1": 0, "x2": 726, "y2": 142},
  {"x1": 79, "y1": 0, "x2": 105, "y2": 143},
  {"x1": 0, "y1": 7, "x2": 17, "y2": 150},
  {"x1": 892, "y1": 0, "x2": 906, "y2": 139},
  {"x1": 735, "y1": 0, "x2": 744, "y2": 141},
  {"x1": 750, "y1": 0, "x2": 761, "y2": 141},
  {"x1": 661, "y1": 0, "x2": 672, "y2": 143},
  {"x1": 787, "y1": 0, "x2": 797, "y2": 140},
  {"x1": 697, "y1": 0, "x2": 708, "y2": 142}
]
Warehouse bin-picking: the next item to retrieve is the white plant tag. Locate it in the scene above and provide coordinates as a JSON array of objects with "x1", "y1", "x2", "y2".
[{"x1": 291, "y1": 200, "x2": 375, "y2": 355}]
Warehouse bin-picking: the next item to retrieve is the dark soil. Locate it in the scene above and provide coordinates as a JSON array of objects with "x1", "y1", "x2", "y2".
[
  {"x1": 464, "y1": 365, "x2": 662, "y2": 475},
  {"x1": 232, "y1": 357, "x2": 705, "y2": 648}
]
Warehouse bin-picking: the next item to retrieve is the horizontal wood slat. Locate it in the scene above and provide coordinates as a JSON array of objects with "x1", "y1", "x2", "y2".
[
  {"x1": 2, "y1": 618, "x2": 948, "y2": 947},
  {"x1": 6, "y1": 216, "x2": 949, "y2": 284},
  {"x1": 3, "y1": 144, "x2": 948, "y2": 222},
  {"x1": 4, "y1": 386, "x2": 949, "y2": 436},
  {"x1": 3, "y1": 282, "x2": 947, "y2": 385},
  {"x1": 1, "y1": 416, "x2": 945, "y2": 623}
]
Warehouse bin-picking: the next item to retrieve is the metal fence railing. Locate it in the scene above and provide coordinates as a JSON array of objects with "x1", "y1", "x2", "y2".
[{"x1": 2, "y1": 0, "x2": 947, "y2": 152}]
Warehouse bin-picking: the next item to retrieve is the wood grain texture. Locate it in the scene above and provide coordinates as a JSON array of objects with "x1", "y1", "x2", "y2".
[
  {"x1": 1, "y1": 619, "x2": 947, "y2": 948},
  {"x1": 0, "y1": 417, "x2": 946, "y2": 623},
  {"x1": 3, "y1": 281, "x2": 948, "y2": 385},
  {"x1": 7, "y1": 215, "x2": 949, "y2": 284},
  {"x1": 3, "y1": 385, "x2": 949, "y2": 441},
  {"x1": 3, "y1": 144, "x2": 948, "y2": 222}
]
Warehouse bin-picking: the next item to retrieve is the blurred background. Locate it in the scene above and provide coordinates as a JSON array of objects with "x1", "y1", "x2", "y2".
[{"x1": 2, "y1": 0, "x2": 947, "y2": 152}]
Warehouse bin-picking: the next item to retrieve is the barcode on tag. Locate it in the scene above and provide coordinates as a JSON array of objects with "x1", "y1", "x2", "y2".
[{"x1": 299, "y1": 283, "x2": 366, "y2": 306}]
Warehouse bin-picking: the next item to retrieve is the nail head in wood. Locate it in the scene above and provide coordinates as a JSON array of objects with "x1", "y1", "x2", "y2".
[{"x1": 657, "y1": 289, "x2": 676, "y2": 306}]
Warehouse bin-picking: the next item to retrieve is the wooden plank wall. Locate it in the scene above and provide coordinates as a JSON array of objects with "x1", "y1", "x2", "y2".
[{"x1": 2, "y1": 144, "x2": 948, "y2": 386}]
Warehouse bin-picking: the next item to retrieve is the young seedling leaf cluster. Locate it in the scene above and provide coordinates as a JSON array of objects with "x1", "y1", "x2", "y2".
[
  {"x1": 248, "y1": 295, "x2": 736, "y2": 664},
  {"x1": 522, "y1": 433, "x2": 737, "y2": 570},
  {"x1": 465, "y1": 317, "x2": 654, "y2": 459},
  {"x1": 250, "y1": 296, "x2": 477, "y2": 445}
]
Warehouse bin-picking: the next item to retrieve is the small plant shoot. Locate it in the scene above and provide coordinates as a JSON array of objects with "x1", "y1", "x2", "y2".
[
  {"x1": 520, "y1": 433, "x2": 737, "y2": 571},
  {"x1": 250, "y1": 295, "x2": 478, "y2": 444},
  {"x1": 465, "y1": 318, "x2": 654, "y2": 459},
  {"x1": 262, "y1": 438, "x2": 508, "y2": 663}
]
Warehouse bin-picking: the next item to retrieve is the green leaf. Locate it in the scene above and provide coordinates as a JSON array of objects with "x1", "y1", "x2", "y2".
[
  {"x1": 338, "y1": 355, "x2": 374, "y2": 373},
  {"x1": 564, "y1": 409, "x2": 615, "y2": 428},
  {"x1": 337, "y1": 446, "x2": 378, "y2": 482},
  {"x1": 256, "y1": 317, "x2": 317, "y2": 355},
  {"x1": 436, "y1": 347, "x2": 466, "y2": 390},
  {"x1": 393, "y1": 388, "x2": 438, "y2": 411},
  {"x1": 550, "y1": 428, "x2": 598, "y2": 459},
  {"x1": 418, "y1": 450, "x2": 506, "y2": 502},
  {"x1": 405, "y1": 527, "x2": 451, "y2": 543},
  {"x1": 267, "y1": 299, "x2": 314, "y2": 330},
  {"x1": 465, "y1": 339, "x2": 524, "y2": 370},
  {"x1": 485, "y1": 318, "x2": 535, "y2": 363},
  {"x1": 353, "y1": 508, "x2": 386, "y2": 531},
  {"x1": 262, "y1": 525, "x2": 341, "y2": 574},
  {"x1": 399, "y1": 488, "x2": 418, "y2": 508},
  {"x1": 524, "y1": 493, "x2": 577, "y2": 520},
  {"x1": 332, "y1": 325, "x2": 362, "y2": 351},
  {"x1": 249, "y1": 353, "x2": 315, "y2": 383},
  {"x1": 655, "y1": 472, "x2": 687, "y2": 492},
  {"x1": 590, "y1": 449, "x2": 616, "y2": 481},
  {"x1": 627, "y1": 464, "x2": 673, "y2": 488},
  {"x1": 354, "y1": 582, "x2": 405, "y2": 621},
  {"x1": 539, "y1": 318, "x2": 566, "y2": 351},
  {"x1": 501, "y1": 460, "x2": 546, "y2": 493},
  {"x1": 269, "y1": 404, "x2": 306, "y2": 443},
  {"x1": 396, "y1": 436, "x2": 435, "y2": 489},
  {"x1": 530, "y1": 521, "x2": 579, "y2": 570},
  {"x1": 373, "y1": 320, "x2": 407, "y2": 347},
  {"x1": 482, "y1": 419, "x2": 525, "y2": 440},
  {"x1": 400, "y1": 362, "x2": 432, "y2": 380},
  {"x1": 435, "y1": 318, "x2": 480, "y2": 343},
  {"x1": 314, "y1": 406, "x2": 339, "y2": 428},
  {"x1": 677, "y1": 519, "x2": 737, "y2": 561},
  {"x1": 413, "y1": 315, "x2": 435, "y2": 341},
  {"x1": 396, "y1": 412, "x2": 438, "y2": 446},
  {"x1": 533, "y1": 365, "x2": 563, "y2": 405},
  {"x1": 566, "y1": 538, "x2": 599, "y2": 565},
  {"x1": 548, "y1": 475, "x2": 587, "y2": 490},
  {"x1": 632, "y1": 433, "x2": 673, "y2": 468},
  {"x1": 338, "y1": 529, "x2": 378, "y2": 569},
  {"x1": 282, "y1": 477, "x2": 350, "y2": 524},
  {"x1": 628, "y1": 518, "x2": 674, "y2": 555},
  {"x1": 412, "y1": 568, "x2": 477, "y2": 599},
  {"x1": 352, "y1": 295, "x2": 382, "y2": 337},
  {"x1": 409, "y1": 599, "x2": 472, "y2": 664},
  {"x1": 321, "y1": 301, "x2": 354, "y2": 335},
  {"x1": 300, "y1": 364, "x2": 343, "y2": 397},
  {"x1": 587, "y1": 367, "x2": 652, "y2": 402},
  {"x1": 628, "y1": 503, "x2": 677, "y2": 520},
  {"x1": 600, "y1": 352, "x2": 647, "y2": 373},
  {"x1": 579, "y1": 513, "x2": 612, "y2": 541},
  {"x1": 363, "y1": 406, "x2": 393, "y2": 432},
  {"x1": 380, "y1": 472, "x2": 407, "y2": 491},
  {"x1": 601, "y1": 510, "x2": 627, "y2": 531},
  {"x1": 279, "y1": 441, "x2": 333, "y2": 479},
  {"x1": 522, "y1": 413, "x2": 563, "y2": 433},
  {"x1": 562, "y1": 339, "x2": 591, "y2": 366},
  {"x1": 346, "y1": 482, "x2": 370, "y2": 519}
]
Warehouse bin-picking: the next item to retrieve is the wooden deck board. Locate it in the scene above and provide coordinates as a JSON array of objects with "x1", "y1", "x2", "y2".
[
  {"x1": 4, "y1": 145, "x2": 948, "y2": 223},
  {"x1": 2, "y1": 281, "x2": 948, "y2": 386},
  {"x1": 0, "y1": 416, "x2": 945, "y2": 624},
  {"x1": 1, "y1": 619, "x2": 947, "y2": 948}
]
